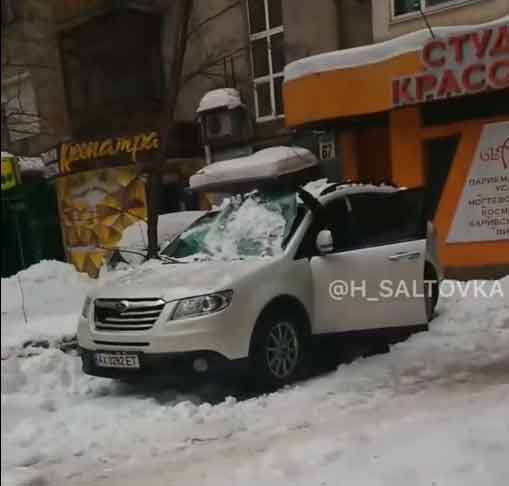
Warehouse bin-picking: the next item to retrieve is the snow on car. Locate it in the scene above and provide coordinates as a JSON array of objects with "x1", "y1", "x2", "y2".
[{"x1": 77, "y1": 146, "x2": 442, "y2": 388}]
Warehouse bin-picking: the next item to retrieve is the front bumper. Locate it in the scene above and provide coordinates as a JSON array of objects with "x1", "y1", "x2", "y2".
[
  {"x1": 77, "y1": 299, "x2": 252, "y2": 361},
  {"x1": 79, "y1": 347, "x2": 245, "y2": 379}
]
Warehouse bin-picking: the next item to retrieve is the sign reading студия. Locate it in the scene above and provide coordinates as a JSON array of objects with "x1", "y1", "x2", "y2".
[
  {"x1": 59, "y1": 131, "x2": 160, "y2": 175},
  {"x1": 393, "y1": 23, "x2": 509, "y2": 107}
]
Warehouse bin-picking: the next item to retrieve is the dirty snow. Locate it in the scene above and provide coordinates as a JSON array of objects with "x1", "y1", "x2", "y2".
[{"x1": 1, "y1": 259, "x2": 508, "y2": 486}]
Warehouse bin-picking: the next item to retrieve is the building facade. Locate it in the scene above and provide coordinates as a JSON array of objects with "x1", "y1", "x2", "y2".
[
  {"x1": 284, "y1": 4, "x2": 508, "y2": 278},
  {"x1": 2, "y1": 0, "x2": 375, "y2": 275}
]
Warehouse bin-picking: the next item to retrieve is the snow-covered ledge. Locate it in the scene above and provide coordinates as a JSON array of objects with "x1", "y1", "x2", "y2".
[{"x1": 196, "y1": 88, "x2": 243, "y2": 113}]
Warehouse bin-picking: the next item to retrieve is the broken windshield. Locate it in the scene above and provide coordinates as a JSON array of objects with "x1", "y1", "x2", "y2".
[{"x1": 161, "y1": 190, "x2": 299, "y2": 261}]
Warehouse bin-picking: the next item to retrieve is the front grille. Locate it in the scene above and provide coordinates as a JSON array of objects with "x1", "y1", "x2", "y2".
[{"x1": 94, "y1": 299, "x2": 165, "y2": 332}]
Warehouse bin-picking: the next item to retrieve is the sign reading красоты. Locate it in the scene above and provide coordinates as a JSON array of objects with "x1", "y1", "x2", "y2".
[{"x1": 447, "y1": 121, "x2": 509, "y2": 243}]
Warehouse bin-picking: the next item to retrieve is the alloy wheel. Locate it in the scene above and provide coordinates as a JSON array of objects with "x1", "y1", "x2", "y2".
[{"x1": 265, "y1": 322, "x2": 300, "y2": 379}]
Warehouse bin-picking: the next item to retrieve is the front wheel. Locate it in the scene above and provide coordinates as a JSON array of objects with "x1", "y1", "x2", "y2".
[{"x1": 250, "y1": 311, "x2": 309, "y2": 390}]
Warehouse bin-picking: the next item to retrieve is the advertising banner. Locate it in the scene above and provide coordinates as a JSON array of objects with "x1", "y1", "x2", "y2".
[{"x1": 447, "y1": 121, "x2": 509, "y2": 243}]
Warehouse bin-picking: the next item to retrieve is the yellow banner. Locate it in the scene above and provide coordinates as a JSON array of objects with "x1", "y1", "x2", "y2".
[
  {"x1": 1, "y1": 157, "x2": 19, "y2": 191},
  {"x1": 59, "y1": 131, "x2": 160, "y2": 174}
]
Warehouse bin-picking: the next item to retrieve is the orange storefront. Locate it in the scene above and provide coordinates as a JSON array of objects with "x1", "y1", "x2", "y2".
[{"x1": 284, "y1": 17, "x2": 509, "y2": 278}]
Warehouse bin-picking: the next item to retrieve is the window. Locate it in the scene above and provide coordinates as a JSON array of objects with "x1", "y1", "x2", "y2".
[
  {"x1": 1, "y1": 72, "x2": 40, "y2": 142},
  {"x1": 394, "y1": 0, "x2": 477, "y2": 17},
  {"x1": 296, "y1": 199, "x2": 356, "y2": 258},
  {"x1": 60, "y1": 10, "x2": 162, "y2": 135},
  {"x1": 247, "y1": 0, "x2": 285, "y2": 121},
  {"x1": 348, "y1": 190, "x2": 426, "y2": 248}
]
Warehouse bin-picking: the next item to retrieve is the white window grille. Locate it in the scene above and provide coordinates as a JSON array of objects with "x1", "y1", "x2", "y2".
[{"x1": 247, "y1": 0, "x2": 285, "y2": 121}]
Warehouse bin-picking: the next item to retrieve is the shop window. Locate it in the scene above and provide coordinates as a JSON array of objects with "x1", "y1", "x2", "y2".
[
  {"x1": 247, "y1": 0, "x2": 285, "y2": 121},
  {"x1": 60, "y1": 10, "x2": 162, "y2": 136},
  {"x1": 424, "y1": 136, "x2": 459, "y2": 220},
  {"x1": 394, "y1": 0, "x2": 479, "y2": 17},
  {"x1": 421, "y1": 91, "x2": 509, "y2": 127}
]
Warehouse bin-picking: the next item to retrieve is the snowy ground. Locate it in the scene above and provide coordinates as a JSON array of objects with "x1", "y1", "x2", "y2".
[{"x1": 1, "y1": 262, "x2": 508, "y2": 486}]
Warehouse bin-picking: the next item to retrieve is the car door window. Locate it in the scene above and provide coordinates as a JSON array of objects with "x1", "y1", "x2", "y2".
[
  {"x1": 347, "y1": 189, "x2": 426, "y2": 249},
  {"x1": 296, "y1": 198, "x2": 353, "y2": 258}
]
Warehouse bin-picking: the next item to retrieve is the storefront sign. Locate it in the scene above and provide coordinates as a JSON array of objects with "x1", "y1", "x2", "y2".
[
  {"x1": 447, "y1": 121, "x2": 509, "y2": 243},
  {"x1": 59, "y1": 131, "x2": 160, "y2": 175},
  {"x1": 1, "y1": 155, "x2": 20, "y2": 192},
  {"x1": 393, "y1": 24, "x2": 509, "y2": 106}
]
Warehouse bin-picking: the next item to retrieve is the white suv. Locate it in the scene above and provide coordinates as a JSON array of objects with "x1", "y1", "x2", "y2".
[{"x1": 78, "y1": 181, "x2": 442, "y2": 388}]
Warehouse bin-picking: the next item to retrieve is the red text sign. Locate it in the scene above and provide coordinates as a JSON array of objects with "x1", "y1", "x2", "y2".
[{"x1": 393, "y1": 23, "x2": 509, "y2": 107}]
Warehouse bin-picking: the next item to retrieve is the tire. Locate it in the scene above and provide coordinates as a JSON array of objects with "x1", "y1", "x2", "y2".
[
  {"x1": 249, "y1": 307, "x2": 310, "y2": 390},
  {"x1": 424, "y1": 264, "x2": 439, "y2": 322}
]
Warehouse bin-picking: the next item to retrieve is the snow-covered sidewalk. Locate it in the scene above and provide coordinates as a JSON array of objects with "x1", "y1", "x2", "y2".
[
  {"x1": 1, "y1": 261, "x2": 95, "y2": 354},
  {"x1": 1, "y1": 263, "x2": 508, "y2": 486}
]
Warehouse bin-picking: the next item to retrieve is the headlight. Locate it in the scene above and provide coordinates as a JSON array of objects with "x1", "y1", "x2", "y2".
[
  {"x1": 81, "y1": 296, "x2": 93, "y2": 319},
  {"x1": 170, "y1": 290, "x2": 233, "y2": 320}
]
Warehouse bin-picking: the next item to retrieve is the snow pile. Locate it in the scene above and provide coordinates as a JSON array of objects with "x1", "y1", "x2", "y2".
[
  {"x1": 1, "y1": 261, "x2": 95, "y2": 353},
  {"x1": 202, "y1": 196, "x2": 289, "y2": 259},
  {"x1": 196, "y1": 88, "x2": 243, "y2": 113},
  {"x1": 190, "y1": 146, "x2": 317, "y2": 191},
  {"x1": 1, "y1": 274, "x2": 508, "y2": 485},
  {"x1": 284, "y1": 16, "x2": 508, "y2": 82}
]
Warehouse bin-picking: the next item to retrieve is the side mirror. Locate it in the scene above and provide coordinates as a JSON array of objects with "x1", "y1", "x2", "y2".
[{"x1": 316, "y1": 230, "x2": 334, "y2": 255}]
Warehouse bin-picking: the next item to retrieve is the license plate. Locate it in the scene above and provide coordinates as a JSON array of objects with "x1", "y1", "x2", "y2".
[{"x1": 94, "y1": 352, "x2": 140, "y2": 369}]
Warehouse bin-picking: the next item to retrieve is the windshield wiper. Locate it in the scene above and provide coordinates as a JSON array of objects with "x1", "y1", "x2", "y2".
[{"x1": 159, "y1": 254, "x2": 187, "y2": 264}]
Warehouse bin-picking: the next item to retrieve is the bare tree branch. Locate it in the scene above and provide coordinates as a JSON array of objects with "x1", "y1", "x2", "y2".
[{"x1": 186, "y1": 0, "x2": 241, "y2": 40}]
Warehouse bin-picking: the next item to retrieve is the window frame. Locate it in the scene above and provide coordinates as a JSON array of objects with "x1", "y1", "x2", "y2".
[
  {"x1": 247, "y1": 0, "x2": 285, "y2": 122},
  {"x1": 391, "y1": 0, "x2": 484, "y2": 21}
]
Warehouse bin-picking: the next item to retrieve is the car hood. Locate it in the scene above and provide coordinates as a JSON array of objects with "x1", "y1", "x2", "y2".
[{"x1": 92, "y1": 258, "x2": 274, "y2": 301}]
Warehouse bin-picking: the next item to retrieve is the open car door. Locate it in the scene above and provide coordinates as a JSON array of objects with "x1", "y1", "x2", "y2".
[{"x1": 345, "y1": 188, "x2": 429, "y2": 327}]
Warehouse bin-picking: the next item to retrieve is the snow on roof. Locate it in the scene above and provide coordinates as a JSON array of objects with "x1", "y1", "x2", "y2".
[
  {"x1": 1, "y1": 151, "x2": 15, "y2": 159},
  {"x1": 190, "y1": 146, "x2": 318, "y2": 191},
  {"x1": 196, "y1": 88, "x2": 243, "y2": 113},
  {"x1": 17, "y1": 156, "x2": 45, "y2": 173},
  {"x1": 284, "y1": 16, "x2": 508, "y2": 82}
]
